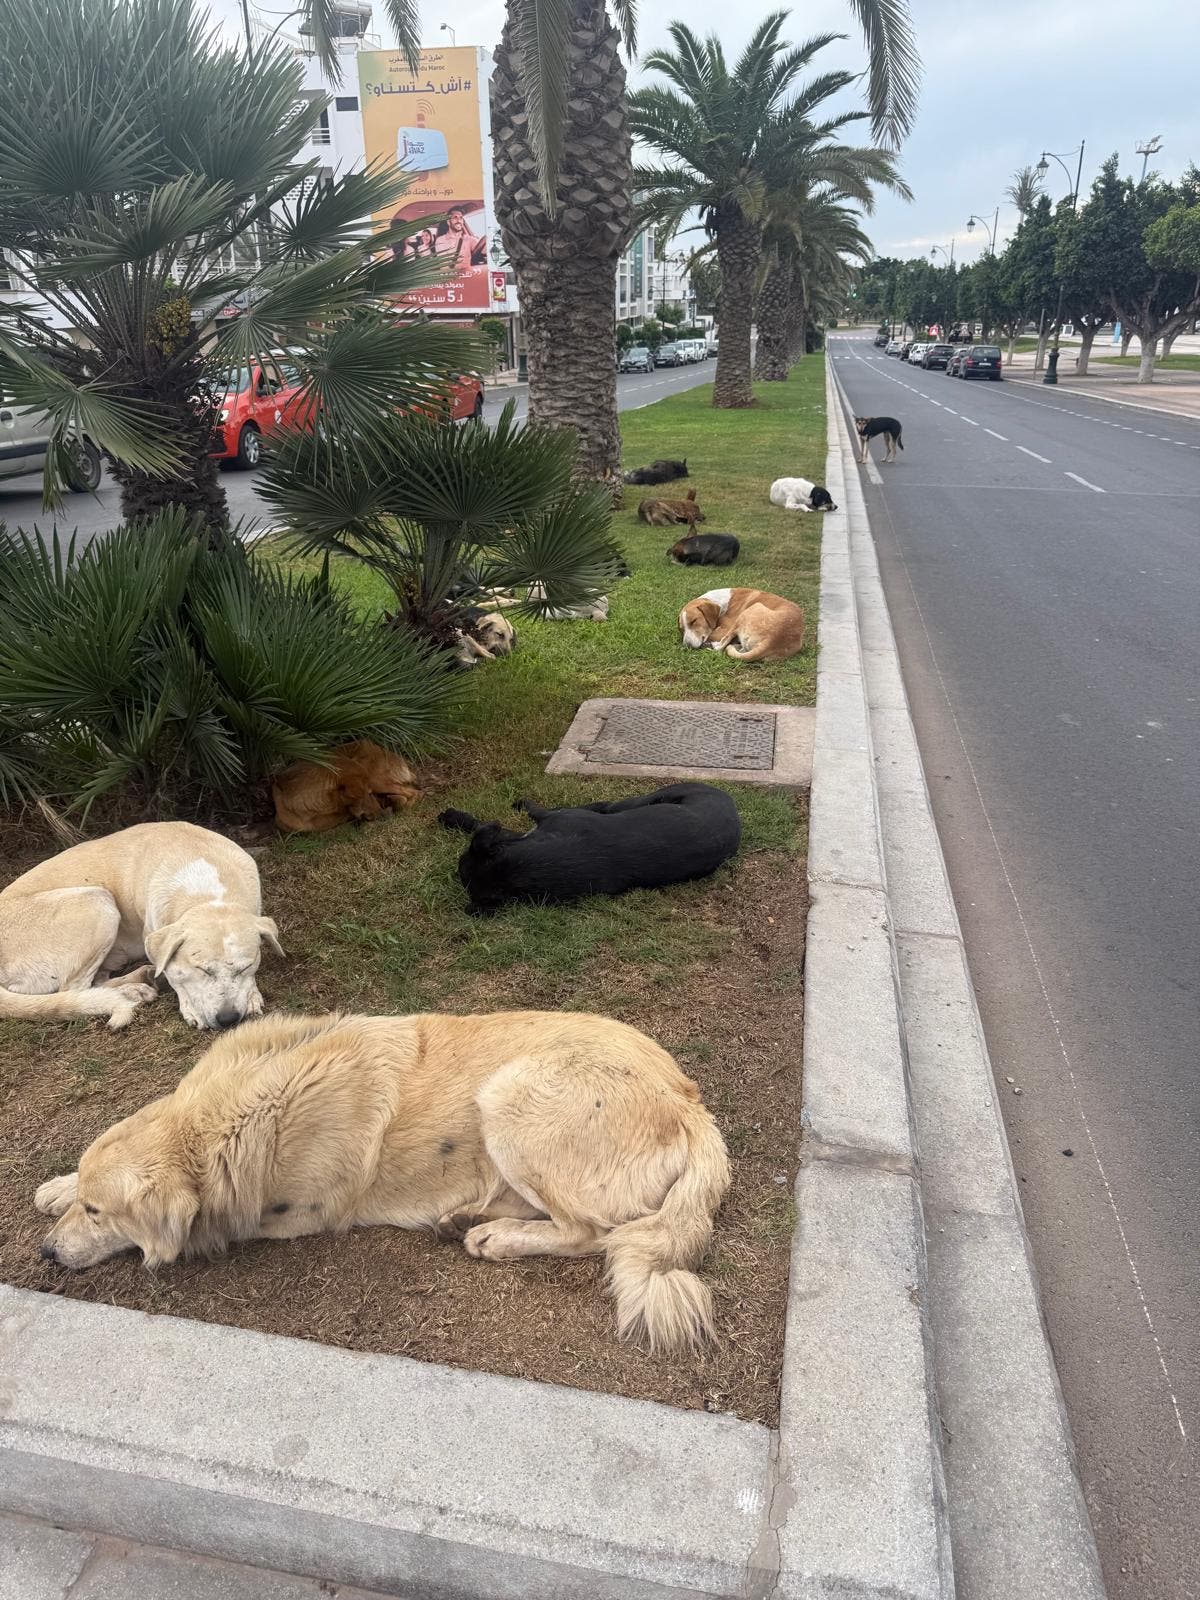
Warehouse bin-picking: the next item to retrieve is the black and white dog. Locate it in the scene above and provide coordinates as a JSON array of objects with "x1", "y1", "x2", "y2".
[
  {"x1": 670, "y1": 532, "x2": 740, "y2": 566},
  {"x1": 439, "y1": 783, "x2": 741, "y2": 912},
  {"x1": 769, "y1": 476, "x2": 838, "y2": 512}
]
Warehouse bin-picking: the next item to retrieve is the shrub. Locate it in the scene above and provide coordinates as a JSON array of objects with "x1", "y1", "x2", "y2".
[
  {"x1": 0, "y1": 513, "x2": 456, "y2": 816},
  {"x1": 261, "y1": 404, "x2": 624, "y2": 639}
]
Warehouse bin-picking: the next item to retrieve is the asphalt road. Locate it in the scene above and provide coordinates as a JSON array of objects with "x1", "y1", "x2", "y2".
[
  {"x1": 0, "y1": 358, "x2": 716, "y2": 545},
  {"x1": 828, "y1": 331, "x2": 1199, "y2": 1600}
]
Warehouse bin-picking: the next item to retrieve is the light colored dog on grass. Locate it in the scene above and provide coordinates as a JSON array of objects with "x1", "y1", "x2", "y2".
[
  {"x1": 35, "y1": 1008, "x2": 731, "y2": 1351},
  {"x1": 1, "y1": 822, "x2": 282, "y2": 1030}
]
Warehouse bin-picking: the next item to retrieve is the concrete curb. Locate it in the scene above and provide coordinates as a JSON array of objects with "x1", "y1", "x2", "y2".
[{"x1": 826, "y1": 361, "x2": 1108, "y2": 1599}]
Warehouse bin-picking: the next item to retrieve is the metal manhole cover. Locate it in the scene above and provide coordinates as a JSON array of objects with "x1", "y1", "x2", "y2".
[{"x1": 585, "y1": 703, "x2": 778, "y2": 770}]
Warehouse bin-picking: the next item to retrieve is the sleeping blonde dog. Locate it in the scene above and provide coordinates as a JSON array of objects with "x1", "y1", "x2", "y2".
[
  {"x1": 1, "y1": 822, "x2": 282, "y2": 1030},
  {"x1": 679, "y1": 587, "x2": 807, "y2": 663},
  {"x1": 35, "y1": 1008, "x2": 731, "y2": 1351}
]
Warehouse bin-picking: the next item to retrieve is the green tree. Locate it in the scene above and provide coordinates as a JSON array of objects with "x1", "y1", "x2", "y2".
[
  {"x1": 0, "y1": 0, "x2": 472, "y2": 536},
  {"x1": 755, "y1": 195, "x2": 876, "y2": 379},
  {"x1": 996, "y1": 194, "x2": 1058, "y2": 366},
  {"x1": 690, "y1": 258, "x2": 722, "y2": 317},
  {"x1": 1005, "y1": 164, "x2": 1044, "y2": 219},
  {"x1": 1076, "y1": 156, "x2": 1200, "y2": 382},
  {"x1": 631, "y1": 17, "x2": 906, "y2": 406}
]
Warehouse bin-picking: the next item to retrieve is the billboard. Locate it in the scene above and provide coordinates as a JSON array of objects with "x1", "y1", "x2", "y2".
[{"x1": 358, "y1": 47, "x2": 490, "y2": 313}]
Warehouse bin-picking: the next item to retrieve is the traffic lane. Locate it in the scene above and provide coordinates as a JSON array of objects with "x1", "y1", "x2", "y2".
[
  {"x1": 837, "y1": 345, "x2": 1200, "y2": 1593},
  {"x1": 870, "y1": 479, "x2": 1199, "y2": 1598},
  {"x1": 864, "y1": 467, "x2": 1200, "y2": 1599},
  {"x1": 833, "y1": 339, "x2": 1200, "y2": 498},
  {"x1": 0, "y1": 360, "x2": 717, "y2": 544}
]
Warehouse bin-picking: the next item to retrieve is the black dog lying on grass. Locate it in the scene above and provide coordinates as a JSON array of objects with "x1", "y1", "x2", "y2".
[
  {"x1": 670, "y1": 532, "x2": 740, "y2": 566},
  {"x1": 623, "y1": 458, "x2": 688, "y2": 486},
  {"x1": 439, "y1": 783, "x2": 742, "y2": 912}
]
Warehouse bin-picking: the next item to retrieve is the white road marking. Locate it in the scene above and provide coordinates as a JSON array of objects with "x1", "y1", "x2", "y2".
[
  {"x1": 943, "y1": 406, "x2": 958, "y2": 415},
  {"x1": 1064, "y1": 471, "x2": 1105, "y2": 492},
  {"x1": 1017, "y1": 445, "x2": 1052, "y2": 463},
  {"x1": 984, "y1": 428, "x2": 1008, "y2": 440},
  {"x1": 960, "y1": 416, "x2": 979, "y2": 426},
  {"x1": 865, "y1": 458, "x2": 884, "y2": 486}
]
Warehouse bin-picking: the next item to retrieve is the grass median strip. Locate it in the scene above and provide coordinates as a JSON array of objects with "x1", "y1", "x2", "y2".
[{"x1": 0, "y1": 360, "x2": 826, "y2": 1422}]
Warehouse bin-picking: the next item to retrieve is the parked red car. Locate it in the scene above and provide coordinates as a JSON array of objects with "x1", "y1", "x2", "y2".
[
  {"x1": 208, "y1": 357, "x2": 305, "y2": 469},
  {"x1": 208, "y1": 360, "x2": 484, "y2": 469}
]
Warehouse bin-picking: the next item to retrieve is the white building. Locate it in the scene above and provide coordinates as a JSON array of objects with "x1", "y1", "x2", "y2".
[{"x1": 617, "y1": 228, "x2": 695, "y2": 326}]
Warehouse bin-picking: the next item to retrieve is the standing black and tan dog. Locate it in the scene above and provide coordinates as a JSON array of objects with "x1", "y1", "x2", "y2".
[{"x1": 854, "y1": 415, "x2": 904, "y2": 464}]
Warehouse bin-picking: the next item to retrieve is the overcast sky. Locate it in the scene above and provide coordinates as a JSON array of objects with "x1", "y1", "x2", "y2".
[{"x1": 213, "y1": 0, "x2": 1200, "y2": 263}]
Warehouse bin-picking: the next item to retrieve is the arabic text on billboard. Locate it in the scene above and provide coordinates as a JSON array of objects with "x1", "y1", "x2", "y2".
[{"x1": 358, "y1": 47, "x2": 489, "y2": 313}]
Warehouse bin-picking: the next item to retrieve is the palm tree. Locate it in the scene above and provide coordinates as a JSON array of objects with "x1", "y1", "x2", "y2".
[
  {"x1": 755, "y1": 194, "x2": 876, "y2": 380},
  {"x1": 309, "y1": 0, "x2": 919, "y2": 478},
  {"x1": 1005, "y1": 165, "x2": 1044, "y2": 219},
  {"x1": 631, "y1": 17, "x2": 898, "y2": 406},
  {"x1": 0, "y1": 0, "x2": 474, "y2": 535}
]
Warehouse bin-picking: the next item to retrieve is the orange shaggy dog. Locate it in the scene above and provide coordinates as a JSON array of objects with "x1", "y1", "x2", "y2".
[{"x1": 272, "y1": 740, "x2": 421, "y2": 833}]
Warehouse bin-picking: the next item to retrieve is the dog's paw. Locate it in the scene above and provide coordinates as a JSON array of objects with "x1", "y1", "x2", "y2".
[
  {"x1": 463, "y1": 1221, "x2": 499, "y2": 1258},
  {"x1": 35, "y1": 1172, "x2": 78, "y2": 1216},
  {"x1": 435, "y1": 1210, "x2": 485, "y2": 1242},
  {"x1": 119, "y1": 982, "x2": 158, "y2": 1006}
]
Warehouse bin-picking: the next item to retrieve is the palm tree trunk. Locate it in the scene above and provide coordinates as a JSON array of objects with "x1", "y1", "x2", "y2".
[
  {"x1": 514, "y1": 252, "x2": 623, "y2": 476},
  {"x1": 492, "y1": 0, "x2": 632, "y2": 489},
  {"x1": 785, "y1": 275, "x2": 808, "y2": 363},
  {"x1": 754, "y1": 256, "x2": 792, "y2": 381},
  {"x1": 713, "y1": 206, "x2": 761, "y2": 408}
]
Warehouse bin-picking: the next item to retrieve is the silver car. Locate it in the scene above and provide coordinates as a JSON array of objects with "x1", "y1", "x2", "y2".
[{"x1": 0, "y1": 398, "x2": 102, "y2": 491}]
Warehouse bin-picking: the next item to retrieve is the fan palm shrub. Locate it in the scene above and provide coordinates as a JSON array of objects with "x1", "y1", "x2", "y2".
[
  {"x1": 0, "y1": 0, "x2": 475, "y2": 535},
  {"x1": 0, "y1": 513, "x2": 455, "y2": 815},
  {"x1": 261, "y1": 403, "x2": 624, "y2": 638}
]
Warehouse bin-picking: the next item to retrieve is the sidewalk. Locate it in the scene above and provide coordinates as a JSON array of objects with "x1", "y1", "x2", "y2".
[{"x1": 1004, "y1": 343, "x2": 1200, "y2": 421}]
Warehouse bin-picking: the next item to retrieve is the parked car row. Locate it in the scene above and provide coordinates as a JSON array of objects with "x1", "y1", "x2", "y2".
[
  {"x1": 2, "y1": 358, "x2": 486, "y2": 493},
  {"x1": 883, "y1": 338, "x2": 1002, "y2": 380},
  {"x1": 618, "y1": 337, "x2": 713, "y2": 372}
]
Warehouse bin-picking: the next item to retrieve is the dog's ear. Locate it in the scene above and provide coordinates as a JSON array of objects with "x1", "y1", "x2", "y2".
[
  {"x1": 145, "y1": 921, "x2": 186, "y2": 978},
  {"x1": 255, "y1": 916, "x2": 285, "y2": 959},
  {"x1": 125, "y1": 1170, "x2": 199, "y2": 1268}
]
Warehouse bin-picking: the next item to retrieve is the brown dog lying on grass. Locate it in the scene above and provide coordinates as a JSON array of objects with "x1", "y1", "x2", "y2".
[
  {"x1": 637, "y1": 489, "x2": 705, "y2": 527},
  {"x1": 679, "y1": 586, "x2": 806, "y2": 663},
  {"x1": 272, "y1": 739, "x2": 422, "y2": 833},
  {"x1": 35, "y1": 1008, "x2": 731, "y2": 1352}
]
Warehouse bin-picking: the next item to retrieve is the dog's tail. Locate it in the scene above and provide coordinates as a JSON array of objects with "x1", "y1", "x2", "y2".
[
  {"x1": 895, "y1": 429, "x2": 904, "y2": 451},
  {"x1": 0, "y1": 983, "x2": 146, "y2": 1030},
  {"x1": 438, "y1": 808, "x2": 482, "y2": 835},
  {"x1": 602, "y1": 1111, "x2": 731, "y2": 1351}
]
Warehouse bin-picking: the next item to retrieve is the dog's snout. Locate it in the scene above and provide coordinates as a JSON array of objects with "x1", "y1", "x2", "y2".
[
  {"x1": 40, "y1": 1242, "x2": 58, "y2": 1263},
  {"x1": 216, "y1": 1005, "x2": 241, "y2": 1029}
]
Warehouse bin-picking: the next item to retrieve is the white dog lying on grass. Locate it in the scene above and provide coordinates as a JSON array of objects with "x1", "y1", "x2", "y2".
[{"x1": 1, "y1": 821, "x2": 282, "y2": 1029}]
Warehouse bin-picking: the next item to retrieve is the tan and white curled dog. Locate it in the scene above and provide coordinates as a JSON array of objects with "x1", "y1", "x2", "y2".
[
  {"x1": 679, "y1": 587, "x2": 806, "y2": 663},
  {"x1": 35, "y1": 1008, "x2": 732, "y2": 1351},
  {"x1": 0, "y1": 822, "x2": 282, "y2": 1030}
]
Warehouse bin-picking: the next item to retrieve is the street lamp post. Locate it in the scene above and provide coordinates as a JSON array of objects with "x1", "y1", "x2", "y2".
[
  {"x1": 1037, "y1": 141, "x2": 1085, "y2": 384},
  {"x1": 440, "y1": 22, "x2": 457, "y2": 44},
  {"x1": 1135, "y1": 135, "x2": 1163, "y2": 184},
  {"x1": 966, "y1": 211, "x2": 998, "y2": 339},
  {"x1": 931, "y1": 243, "x2": 955, "y2": 336}
]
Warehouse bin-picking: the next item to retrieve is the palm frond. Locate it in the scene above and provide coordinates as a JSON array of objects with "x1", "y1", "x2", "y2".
[
  {"x1": 511, "y1": 0, "x2": 572, "y2": 212},
  {"x1": 845, "y1": 0, "x2": 921, "y2": 149}
]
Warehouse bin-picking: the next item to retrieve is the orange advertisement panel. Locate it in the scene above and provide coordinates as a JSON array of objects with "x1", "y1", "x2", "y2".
[{"x1": 358, "y1": 47, "x2": 490, "y2": 313}]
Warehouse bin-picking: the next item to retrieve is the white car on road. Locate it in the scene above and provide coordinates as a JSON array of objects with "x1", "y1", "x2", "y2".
[
  {"x1": 0, "y1": 398, "x2": 102, "y2": 492},
  {"x1": 907, "y1": 343, "x2": 929, "y2": 364}
]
